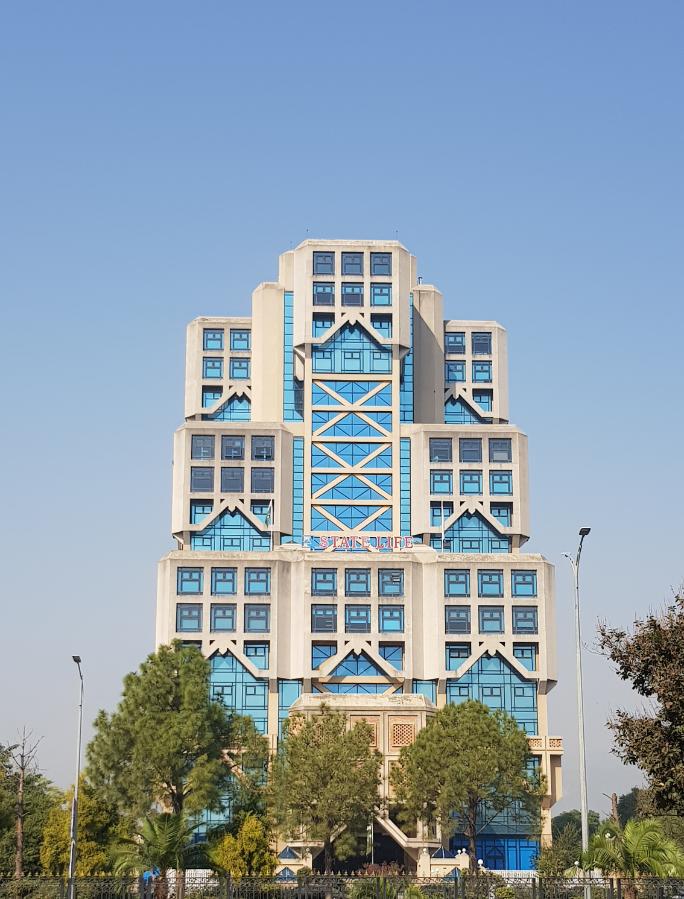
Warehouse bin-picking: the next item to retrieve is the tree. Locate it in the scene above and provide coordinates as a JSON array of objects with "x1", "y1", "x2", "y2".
[
  {"x1": 40, "y1": 777, "x2": 120, "y2": 874},
  {"x1": 552, "y1": 808, "x2": 601, "y2": 839},
  {"x1": 616, "y1": 788, "x2": 644, "y2": 826},
  {"x1": 87, "y1": 643, "x2": 267, "y2": 824},
  {"x1": 581, "y1": 818, "x2": 684, "y2": 876},
  {"x1": 391, "y1": 701, "x2": 543, "y2": 872},
  {"x1": 269, "y1": 705, "x2": 381, "y2": 873},
  {"x1": 535, "y1": 823, "x2": 582, "y2": 875},
  {"x1": 599, "y1": 592, "x2": 684, "y2": 814},
  {"x1": 111, "y1": 812, "x2": 201, "y2": 893},
  {"x1": 208, "y1": 814, "x2": 276, "y2": 876}
]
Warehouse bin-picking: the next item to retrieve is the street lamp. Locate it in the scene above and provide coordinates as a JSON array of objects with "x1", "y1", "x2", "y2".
[
  {"x1": 67, "y1": 656, "x2": 84, "y2": 899},
  {"x1": 563, "y1": 528, "x2": 591, "y2": 859}
]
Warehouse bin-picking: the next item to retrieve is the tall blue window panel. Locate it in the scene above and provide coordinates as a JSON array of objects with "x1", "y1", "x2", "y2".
[
  {"x1": 412, "y1": 680, "x2": 437, "y2": 702},
  {"x1": 278, "y1": 680, "x2": 302, "y2": 739},
  {"x1": 430, "y1": 512, "x2": 511, "y2": 553},
  {"x1": 400, "y1": 438, "x2": 411, "y2": 536},
  {"x1": 191, "y1": 508, "x2": 270, "y2": 551},
  {"x1": 283, "y1": 292, "x2": 304, "y2": 421},
  {"x1": 444, "y1": 397, "x2": 488, "y2": 425},
  {"x1": 282, "y1": 438, "x2": 304, "y2": 545},
  {"x1": 210, "y1": 652, "x2": 268, "y2": 735},
  {"x1": 400, "y1": 296, "x2": 414, "y2": 422},
  {"x1": 202, "y1": 395, "x2": 251, "y2": 421}
]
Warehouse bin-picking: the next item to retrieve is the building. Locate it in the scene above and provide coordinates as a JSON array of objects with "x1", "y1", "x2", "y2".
[{"x1": 155, "y1": 239, "x2": 563, "y2": 873}]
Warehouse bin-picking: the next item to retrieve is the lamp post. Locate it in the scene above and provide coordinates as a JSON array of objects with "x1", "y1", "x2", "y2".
[
  {"x1": 67, "y1": 656, "x2": 84, "y2": 899},
  {"x1": 563, "y1": 528, "x2": 591, "y2": 860}
]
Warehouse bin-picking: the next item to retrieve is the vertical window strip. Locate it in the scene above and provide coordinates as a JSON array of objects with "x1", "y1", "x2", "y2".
[
  {"x1": 400, "y1": 438, "x2": 411, "y2": 536},
  {"x1": 400, "y1": 295, "x2": 414, "y2": 422}
]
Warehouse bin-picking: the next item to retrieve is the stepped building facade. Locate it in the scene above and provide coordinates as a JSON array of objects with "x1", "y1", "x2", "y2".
[{"x1": 155, "y1": 240, "x2": 563, "y2": 873}]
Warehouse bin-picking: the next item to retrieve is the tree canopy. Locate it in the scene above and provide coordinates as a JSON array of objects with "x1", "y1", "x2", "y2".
[
  {"x1": 208, "y1": 814, "x2": 276, "y2": 877},
  {"x1": 391, "y1": 700, "x2": 542, "y2": 872},
  {"x1": 552, "y1": 808, "x2": 601, "y2": 839}
]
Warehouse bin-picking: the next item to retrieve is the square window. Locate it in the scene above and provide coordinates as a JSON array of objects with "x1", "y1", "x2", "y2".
[
  {"x1": 311, "y1": 604, "x2": 337, "y2": 633},
  {"x1": 444, "y1": 331, "x2": 465, "y2": 354},
  {"x1": 190, "y1": 500, "x2": 212, "y2": 523},
  {"x1": 176, "y1": 603, "x2": 202, "y2": 632},
  {"x1": 203, "y1": 329, "x2": 224, "y2": 350},
  {"x1": 313, "y1": 252, "x2": 335, "y2": 275},
  {"x1": 490, "y1": 471, "x2": 513, "y2": 494},
  {"x1": 480, "y1": 685, "x2": 503, "y2": 708},
  {"x1": 489, "y1": 439, "x2": 512, "y2": 463},
  {"x1": 342, "y1": 350, "x2": 362, "y2": 371},
  {"x1": 221, "y1": 467, "x2": 244, "y2": 492},
  {"x1": 251, "y1": 467, "x2": 274, "y2": 493},
  {"x1": 378, "y1": 569, "x2": 404, "y2": 596},
  {"x1": 244, "y1": 642, "x2": 269, "y2": 669},
  {"x1": 513, "y1": 607, "x2": 538, "y2": 634},
  {"x1": 245, "y1": 568, "x2": 271, "y2": 595},
  {"x1": 345, "y1": 569, "x2": 370, "y2": 596},
  {"x1": 491, "y1": 504, "x2": 512, "y2": 527},
  {"x1": 211, "y1": 568, "x2": 237, "y2": 594},
  {"x1": 312, "y1": 642, "x2": 337, "y2": 668},
  {"x1": 210, "y1": 604, "x2": 236, "y2": 631},
  {"x1": 445, "y1": 361, "x2": 465, "y2": 382},
  {"x1": 245, "y1": 604, "x2": 270, "y2": 633},
  {"x1": 430, "y1": 471, "x2": 452, "y2": 494},
  {"x1": 459, "y1": 438, "x2": 482, "y2": 463},
  {"x1": 473, "y1": 361, "x2": 492, "y2": 382},
  {"x1": 230, "y1": 358, "x2": 250, "y2": 379},
  {"x1": 312, "y1": 569, "x2": 337, "y2": 596},
  {"x1": 429, "y1": 438, "x2": 452, "y2": 462},
  {"x1": 190, "y1": 467, "x2": 214, "y2": 492},
  {"x1": 251, "y1": 436, "x2": 274, "y2": 461},
  {"x1": 221, "y1": 435, "x2": 244, "y2": 460},
  {"x1": 379, "y1": 643, "x2": 403, "y2": 668},
  {"x1": 478, "y1": 570, "x2": 504, "y2": 597},
  {"x1": 341, "y1": 283, "x2": 363, "y2": 306},
  {"x1": 371, "y1": 252, "x2": 392, "y2": 276},
  {"x1": 479, "y1": 606, "x2": 504, "y2": 633},
  {"x1": 341, "y1": 252, "x2": 363, "y2": 275},
  {"x1": 512, "y1": 571, "x2": 538, "y2": 597},
  {"x1": 230, "y1": 329, "x2": 251, "y2": 351},
  {"x1": 313, "y1": 282, "x2": 335, "y2": 306},
  {"x1": 371, "y1": 284, "x2": 392, "y2": 306},
  {"x1": 472, "y1": 332, "x2": 492, "y2": 355},
  {"x1": 513, "y1": 643, "x2": 538, "y2": 670},
  {"x1": 202, "y1": 387, "x2": 222, "y2": 408},
  {"x1": 191, "y1": 435, "x2": 215, "y2": 460},
  {"x1": 313, "y1": 313, "x2": 334, "y2": 336},
  {"x1": 370, "y1": 315, "x2": 392, "y2": 338},
  {"x1": 444, "y1": 569, "x2": 470, "y2": 596},
  {"x1": 203, "y1": 357, "x2": 223, "y2": 379},
  {"x1": 345, "y1": 604, "x2": 371, "y2": 633},
  {"x1": 460, "y1": 471, "x2": 483, "y2": 495},
  {"x1": 379, "y1": 605, "x2": 404, "y2": 633},
  {"x1": 431, "y1": 501, "x2": 453, "y2": 527},
  {"x1": 445, "y1": 606, "x2": 471, "y2": 634},
  {"x1": 473, "y1": 390, "x2": 493, "y2": 411},
  {"x1": 177, "y1": 568, "x2": 203, "y2": 594},
  {"x1": 446, "y1": 643, "x2": 471, "y2": 669}
]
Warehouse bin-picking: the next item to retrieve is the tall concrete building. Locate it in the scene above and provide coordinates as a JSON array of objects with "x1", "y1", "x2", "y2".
[{"x1": 155, "y1": 240, "x2": 563, "y2": 873}]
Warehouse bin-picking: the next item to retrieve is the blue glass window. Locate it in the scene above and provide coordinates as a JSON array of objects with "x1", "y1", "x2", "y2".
[
  {"x1": 311, "y1": 604, "x2": 337, "y2": 633},
  {"x1": 177, "y1": 568, "x2": 203, "y2": 594},
  {"x1": 378, "y1": 569, "x2": 404, "y2": 596},
  {"x1": 444, "y1": 332, "x2": 465, "y2": 354},
  {"x1": 431, "y1": 501, "x2": 453, "y2": 526},
  {"x1": 313, "y1": 252, "x2": 334, "y2": 274},
  {"x1": 251, "y1": 468, "x2": 274, "y2": 493},
  {"x1": 459, "y1": 438, "x2": 482, "y2": 462},
  {"x1": 245, "y1": 604, "x2": 270, "y2": 633},
  {"x1": 460, "y1": 471, "x2": 483, "y2": 495},
  {"x1": 191, "y1": 435, "x2": 215, "y2": 459},
  {"x1": 371, "y1": 315, "x2": 392, "y2": 337},
  {"x1": 380, "y1": 643, "x2": 403, "y2": 667},
  {"x1": 489, "y1": 439, "x2": 512, "y2": 463},
  {"x1": 445, "y1": 606, "x2": 471, "y2": 634},
  {"x1": 478, "y1": 570, "x2": 504, "y2": 597},
  {"x1": 379, "y1": 606, "x2": 404, "y2": 633},
  {"x1": 514, "y1": 643, "x2": 538, "y2": 670},
  {"x1": 230, "y1": 358, "x2": 250, "y2": 379},
  {"x1": 430, "y1": 438, "x2": 452, "y2": 462},
  {"x1": 245, "y1": 642, "x2": 269, "y2": 669},
  {"x1": 490, "y1": 471, "x2": 513, "y2": 494},
  {"x1": 221, "y1": 436, "x2": 244, "y2": 459},
  {"x1": 202, "y1": 387, "x2": 222, "y2": 407},
  {"x1": 312, "y1": 569, "x2": 337, "y2": 596},
  {"x1": 345, "y1": 569, "x2": 370, "y2": 597},
  {"x1": 210, "y1": 604, "x2": 236, "y2": 631},
  {"x1": 491, "y1": 503, "x2": 512, "y2": 526},
  {"x1": 313, "y1": 283, "x2": 334, "y2": 306},
  {"x1": 190, "y1": 500, "x2": 212, "y2": 523},
  {"x1": 250, "y1": 501, "x2": 270, "y2": 523},
  {"x1": 342, "y1": 252, "x2": 363, "y2": 275},
  {"x1": 313, "y1": 314, "x2": 334, "y2": 336},
  {"x1": 245, "y1": 568, "x2": 271, "y2": 595},
  {"x1": 221, "y1": 467, "x2": 244, "y2": 492},
  {"x1": 252, "y1": 436, "x2": 274, "y2": 461},
  {"x1": 413, "y1": 680, "x2": 436, "y2": 702},
  {"x1": 479, "y1": 606, "x2": 504, "y2": 633},
  {"x1": 371, "y1": 284, "x2": 391, "y2": 306},
  {"x1": 430, "y1": 471, "x2": 452, "y2": 494},
  {"x1": 371, "y1": 252, "x2": 392, "y2": 275},
  {"x1": 190, "y1": 467, "x2": 214, "y2": 492},
  {"x1": 445, "y1": 362, "x2": 465, "y2": 382},
  {"x1": 473, "y1": 361, "x2": 492, "y2": 382},
  {"x1": 230, "y1": 329, "x2": 251, "y2": 351},
  {"x1": 444, "y1": 570, "x2": 470, "y2": 596},
  {"x1": 513, "y1": 607, "x2": 538, "y2": 634},
  {"x1": 473, "y1": 389, "x2": 493, "y2": 411},
  {"x1": 512, "y1": 571, "x2": 538, "y2": 597},
  {"x1": 472, "y1": 332, "x2": 492, "y2": 355},
  {"x1": 345, "y1": 605, "x2": 371, "y2": 633},
  {"x1": 446, "y1": 643, "x2": 470, "y2": 669},
  {"x1": 341, "y1": 283, "x2": 363, "y2": 306},
  {"x1": 203, "y1": 329, "x2": 224, "y2": 350},
  {"x1": 211, "y1": 568, "x2": 237, "y2": 595},
  {"x1": 203, "y1": 357, "x2": 223, "y2": 379},
  {"x1": 176, "y1": 603, "x2": 201, "y2": 631},
  {"x1": 312, "y1": 643, "x2": 336, "y2": 668}
]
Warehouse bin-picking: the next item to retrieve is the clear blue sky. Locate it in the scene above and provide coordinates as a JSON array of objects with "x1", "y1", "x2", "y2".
[{"x1": 1, "y1": 1, "x2": 683, "y2": 817}]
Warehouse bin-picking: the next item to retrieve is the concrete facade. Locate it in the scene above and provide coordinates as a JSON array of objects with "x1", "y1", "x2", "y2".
[{"x1": 156, "y1": 240, "x2": 563, "y2": 874}]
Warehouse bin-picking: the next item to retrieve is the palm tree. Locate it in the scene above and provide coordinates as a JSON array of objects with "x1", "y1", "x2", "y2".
[
  {"x1": 581, "y1": 818, "x2": 684, "y2": 878},
  {"x1": 111, "y1": 813, "x2": 201, "y2": 899}
]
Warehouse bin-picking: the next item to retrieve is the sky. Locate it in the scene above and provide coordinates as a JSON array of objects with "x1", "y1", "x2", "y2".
[{"x1": 1, "y1": 1, "x2": 683, "y2": 819}]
